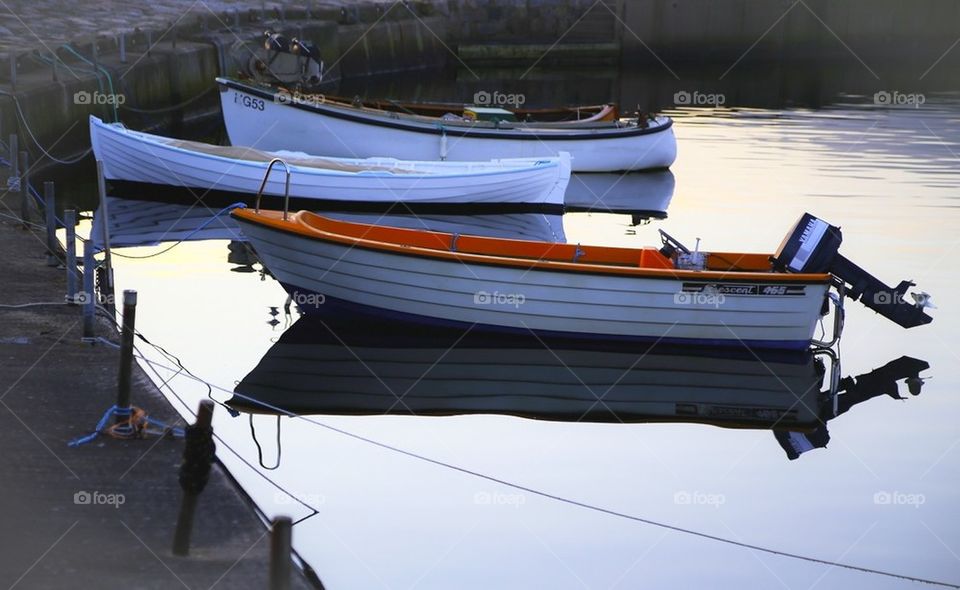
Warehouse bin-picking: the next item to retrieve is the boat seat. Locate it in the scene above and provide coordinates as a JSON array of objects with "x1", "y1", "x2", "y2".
[{"x1": 639, "y1": 249, "x2": 674, "y2": 269}]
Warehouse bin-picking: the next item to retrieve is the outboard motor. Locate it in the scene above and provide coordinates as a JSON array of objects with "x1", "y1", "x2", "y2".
[
  {"x1": 772, "y1": 213, "x2": 933, "y2": 329},
  {"x1": 254, "y1": 31, "x2": 324, "y2": 86}
]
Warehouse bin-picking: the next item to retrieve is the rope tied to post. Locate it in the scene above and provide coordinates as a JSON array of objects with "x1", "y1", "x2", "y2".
[{"x1": 178, "y1": 418, "x2": 216, "y2": 495}]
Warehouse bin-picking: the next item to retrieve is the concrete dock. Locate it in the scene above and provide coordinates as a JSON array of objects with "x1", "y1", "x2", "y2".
[{"x1": 0, "y1": 206, "x2": 313, "y2": 588}]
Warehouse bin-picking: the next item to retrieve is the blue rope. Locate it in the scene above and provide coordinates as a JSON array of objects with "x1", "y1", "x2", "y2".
[
  {"x1": 67, "y1": 404, "x2": 121, "y2": 447},
  {"x1": 68, "y1": 404, "x2": 185, "y2": 447}
]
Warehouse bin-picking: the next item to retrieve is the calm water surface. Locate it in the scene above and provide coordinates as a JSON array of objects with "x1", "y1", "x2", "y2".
[{"x1": 78, "y1": 72, "x2": 960, "y2": 589}]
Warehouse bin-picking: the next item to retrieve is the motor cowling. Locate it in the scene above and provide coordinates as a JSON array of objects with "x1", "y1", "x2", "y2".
[{"x1": 772, "y1": 213, "x2": 933, "y2": 329}]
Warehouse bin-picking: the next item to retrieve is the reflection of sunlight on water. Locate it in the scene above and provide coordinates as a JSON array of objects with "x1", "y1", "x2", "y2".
[{"x1": 91, "y1": 96, "x2": 960, "y2": 589}]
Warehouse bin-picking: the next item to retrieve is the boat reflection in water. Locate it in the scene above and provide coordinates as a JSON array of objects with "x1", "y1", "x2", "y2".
[
  {"x1": 564, "y1": 170, "x2": 674, "y2": 220},
  {"x1": 91, "y1": 197, "x2": 570, "y2": 251},
  {"x1": 90, "y1": 196, "x2": 245, "y2": 250},
  {"x1": 230, "y1": 312, "x2": 930, "y2": 460}
]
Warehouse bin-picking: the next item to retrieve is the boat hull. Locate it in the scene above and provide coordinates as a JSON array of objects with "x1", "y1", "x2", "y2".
[
  {"x1": 89, "y1": 116, "x2": 570, "y2": 206},
  {"x1": 235, "y1": 219, "x2": 829, "y2": 349},
  {"x1": 217, "y1": 79, "x2": 677, "y2": 173}
]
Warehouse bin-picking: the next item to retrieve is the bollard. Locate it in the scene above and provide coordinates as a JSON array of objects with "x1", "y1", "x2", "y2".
[
  {"x1": 18, "y1": 150, "x2": 29, "y2": 227},
  {"x1": 233, "y1": 9, "x2": 240, "y2": 28},
  {"x1": 82, "y1": 242, "x2": 95, "y2": 339},
  {"x1": 119, "y1": 33, "x2": 127, "y2": 63},
  {"x1": 146, "y1": 30, "x2": 152, "y2": 56},
  {"x1": 172, "y1": 400, "x2": 216, "y2": 556},
  {"x1": 116, "y1": 290, "x2": 137, "y2": 422},
  {"x1": 171, "y1": 25, "x2": 177, "y2": 49},
  {"x1": 269, "y1": 517, "x2": 293, "y2": 590},
  {"x1": 45, "y1": 182, "x2": 58, "y2": 265},
  {"x1": 64, "y1": 210, "x2": 78, "y2": 301},
  {"x1": 8, "y1": 54, "x2": 15, "y2": 92}
]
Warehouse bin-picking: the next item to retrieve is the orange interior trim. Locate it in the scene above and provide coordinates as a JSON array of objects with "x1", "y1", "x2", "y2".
[{"x1": 233, "y1": 209, "x2": 832, "y2": 283}]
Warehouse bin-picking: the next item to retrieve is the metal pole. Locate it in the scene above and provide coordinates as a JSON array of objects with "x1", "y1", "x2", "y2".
[
  {"x1": 172, "y1": 400, "x2": 216, "y2": 556},
  {"x1": 7, "y1": 134, "x2": 18, "y2": 222},
  {"x1": 82, "y1": 243, "x2": 95, "y2": 339},
  {"x1": 119, "y1": 33, "x2": 127, "y2": 64},
  {"x1": 45, "y1": 182, "x2": 58, "y2": 265},
  {"x1": 8, "y1": 55, "x2": 15, "y2": 92},
  {"x1": 116, "y1": 290, "x2": 137, "y2": 422},
  {"x1": 51, "y1": 50, "x2": 58, "y2": 82},
  {"x1": 18, "y1": 150, "x2": 29, "y2": 227},
  {"x1": 269, "y1": 517, "x2": 293, "y2": 590},
  {"x1": 64, "y1": 209, "x2": 78, "y2": 300},
  {"x1": 95, "y1": 160, "x2": 116, "y2": 315}
]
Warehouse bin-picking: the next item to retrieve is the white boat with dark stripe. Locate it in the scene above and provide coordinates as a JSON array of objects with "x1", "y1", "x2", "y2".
[
  {"x1": 216, "y1": 77, "x2": 677, "y2": 173},
  {"x1": 89, "y1": 116, "x2": 571, "y2": 206}
]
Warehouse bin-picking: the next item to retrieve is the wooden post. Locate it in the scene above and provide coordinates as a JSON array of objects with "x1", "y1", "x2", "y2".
[
  {"x1": 18, "y1": 151, "x2": 29, "y2": 227},
  {"x1": 95, "y1": 160, "x2": 116, "y2": 315},
  {"x1": 82, "y1": 242, "x2": 95, "y2": 339},
  {"x1": 44, "y1": 182, "x2": 58, "y2": 266},
  {"x1": 116, "y1": 290, "x2": 137, "y2": 422},
  {"x1": 270, "y1": 517, "x2": 293, "y2": 590},
  {"x1": 172, "y1": 400, "x2": 216, "y2": 556},
  {"x1": 64, "y1": 209, "x2": 78, "y2": 301}
]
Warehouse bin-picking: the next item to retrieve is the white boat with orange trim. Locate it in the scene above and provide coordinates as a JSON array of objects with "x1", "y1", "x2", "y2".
[
  {"x1": 217, "y1": 77, "x2": 677, "y2": 173},
  {"x1": 89, "y1": 116, "x2": 571, "y2": 207},
  {"x1": 231, "y1": 209, "x2": 933, "y2": 350}
]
